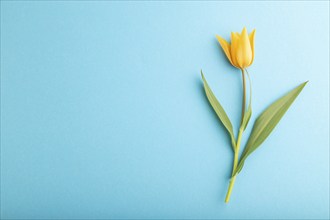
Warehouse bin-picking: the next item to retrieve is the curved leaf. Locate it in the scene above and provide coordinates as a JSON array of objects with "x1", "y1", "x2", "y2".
[
  {"x1": 241, "y1": 105, "x2": 252, "y2": 131},
  {"x1": 201, "y1": 70, "x2": 236, "y2": 151},
  {"x1": 234, "y1": 81, "x2": 308, "y2": 175}
]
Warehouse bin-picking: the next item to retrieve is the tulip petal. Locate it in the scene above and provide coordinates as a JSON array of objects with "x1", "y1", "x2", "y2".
[
  {"x1": 249, "y1": 29, "x2": 256, "y2": 66},
  {"x1": 216, "y1": 35, "x2": 235, "y2": 67},
  {"x1": 230, "y1": 33, "x2": 240, "y2": 68},
  {"x1": 237, "y1": 27, "x2": 252, "y2": 68}
]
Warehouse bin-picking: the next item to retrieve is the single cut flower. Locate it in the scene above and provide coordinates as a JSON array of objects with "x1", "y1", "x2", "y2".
[
  {"x1": 216, "y1": 27, "x2": 255, "y2": 69},
  {"x1": 201, "y1": 26, "x2": 307, "y2": 204}
]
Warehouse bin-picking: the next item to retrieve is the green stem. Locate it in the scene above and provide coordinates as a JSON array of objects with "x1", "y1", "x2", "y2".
[
  {"x1": 240, "y1": 69, "x2": 246, "y2": 125},
  {"x1": 225, "y1": 128, "x2": 243, "y2": 203},
  {"x1": 225, "y1": 69, "x2": 246, "y2": 203},
  {"x1": 225, "y1": 175, "x2": 236, "y2": 203}
]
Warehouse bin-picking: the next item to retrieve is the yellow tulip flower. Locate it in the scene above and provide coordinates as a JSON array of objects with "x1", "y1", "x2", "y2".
[
  {"x1": 201, "y1": 27, "x2": 307, "y2": 204},
  {"x1": 216, "y1": 27, "x2": 255, "y2": 69}
]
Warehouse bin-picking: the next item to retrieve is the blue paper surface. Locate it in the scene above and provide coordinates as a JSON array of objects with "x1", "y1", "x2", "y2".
[{"x1": 1, "y1": 1, "x2": 329, "y2": 219}]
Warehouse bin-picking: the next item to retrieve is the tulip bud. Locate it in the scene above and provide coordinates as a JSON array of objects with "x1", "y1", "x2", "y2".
[{"x1": 216, "y1": 27, "x2": 255, "y2": 70}]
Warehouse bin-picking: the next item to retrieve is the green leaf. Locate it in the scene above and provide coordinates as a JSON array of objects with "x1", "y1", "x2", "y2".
[
  {"x1": 241, "y1": 105, "x2": 252, "y2": 131},
  {"x1": 234, "y1": 81, "x2": 308, "y2": 175},
  {"x1": 201, "y1": 70, "x2": 236, "y2": 151}
]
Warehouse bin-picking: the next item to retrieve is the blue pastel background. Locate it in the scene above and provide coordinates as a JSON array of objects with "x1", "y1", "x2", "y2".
[{"x1": 1, "y1": 1, "x2": 329, "y2": 219}]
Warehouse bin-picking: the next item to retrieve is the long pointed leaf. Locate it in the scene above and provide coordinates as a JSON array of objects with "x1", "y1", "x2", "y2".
[
  {"x1": 234, "y1": 81, "x2": 308, "y2": 175},
  {"x1": 201, "y1": 71, "x2": 236, "y2": 151},
  {"x1": 241, "y1": 105, "x2": 252, "y2": 131}
]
